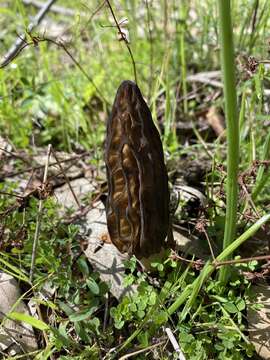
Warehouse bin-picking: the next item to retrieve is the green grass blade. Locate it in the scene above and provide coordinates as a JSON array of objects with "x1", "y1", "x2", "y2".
[
  {"x1": 168, "y1": 213, "x2": 270, "y2": 317},
  {"x1": 8, "y1": 312, "x2": 49, "y2": 331},
  {"x1": 252, "y1": 131, "x2": 270, "y2": 200},
  {"x1": 217, "y1": 0, "x2": 239, "y2": 284}
]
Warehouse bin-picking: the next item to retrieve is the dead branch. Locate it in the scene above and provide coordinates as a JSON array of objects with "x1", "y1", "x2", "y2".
[
  {"x1": 105, "y1": 0, "x2": 137, "y2": 84},
  {"x1": 51, "y1": 147, "x2": 81, "y2": 209},
  {"x1": 29, "y1": 144, "x2": 51, "y2": 283},
  {"x1": 0, "y1": 0, "x2": 58, "y2": 68},
  {"x1": 0, "y1": 147, "x2": 32, "y2": 166},
  {"x1": 215, "y1": 254, "x2": 270, "y2": 267},
  {"x1": 171, "y1": 252, "x2": 270, "y2": 269},
  {"x1": 1, "y1": 33, "x2": 109, "y2": 106},
  {"x1": 0, "y1": 152, "x2": 88, "y2": 180},
  {"x1": 118, "y1": 341, "x2": 166, "y2": 360},
  {"x1": 22, "y1": 0, "x2": 75, "y2": 17}
]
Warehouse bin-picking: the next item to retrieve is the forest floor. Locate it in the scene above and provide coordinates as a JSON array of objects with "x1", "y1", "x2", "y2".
[{"x1": 0, "y1": 1, "x2": 270, "y2": 359}]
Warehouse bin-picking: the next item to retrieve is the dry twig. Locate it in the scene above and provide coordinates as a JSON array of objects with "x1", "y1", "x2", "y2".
[
  {"x1": 118, "y1": 341, "x2": 166, "y2": 360},
  {"x1": 105, "y1": 0, "x2": 138, "y2": 84},
  {"x1": 22, "y1": 0, "x2": 75, "y2": 17},
  {"x1": 0, "y1": 152, "x2": 88, "y2": 179},
  {"x1": 0, "y1": 0, "x2": 58, "y2": 67},
  {"x1": 29, "y1": 144, "x2": 51, "y2": 283},
  {"x1": 1, "y1": 33, "x2": 109, "y2": 106},
  {"x1": 51, "y1": 147, "x2": 81, "y2": 209},
  {"x1": 171, "y1": 252, "x2": 270, "y2": 269}
]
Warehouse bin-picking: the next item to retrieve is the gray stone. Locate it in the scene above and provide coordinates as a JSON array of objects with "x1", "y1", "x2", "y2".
[
  {"x1": 247, "y1": 281, "x2": 270, "y2": 359},
  {"x1": 54, "y1": 177, "x2": 95, "y2": 210},
  {"x1": 0, "y1": 272, "x2": 38, "y2": 355},
  {"x1": 84, "y1": 201, "x2": 136, "y2": 300}
]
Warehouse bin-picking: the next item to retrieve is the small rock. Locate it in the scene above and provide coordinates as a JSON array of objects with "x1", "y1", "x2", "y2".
[
  {"x1": 0, "y1": 272, "x2": 38, "y2": 355},
  {"x1": 247, "y1": 281, "x2": 270, "y2": 359},
  {"x1": 84, "y1": 201, "x2": 136, "y2": 300},
  {"x1": 34, "y1": 151, "x2": 83, "y2": 179},
  {"x1": 173, "y1": 230, "x2": 211, "y2": 259},
  {"x1": 54, "y1": 177, "x2": 95, "y2": 210}
]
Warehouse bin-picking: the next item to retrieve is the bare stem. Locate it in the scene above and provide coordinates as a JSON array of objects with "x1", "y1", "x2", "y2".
[
  {"x1": 105, "y1": 0, "x2": 138, "y2": 84},
  {"x1": 51, "y1": 148, "x2": 81, "y2": 209},
  {"x1": 30, "y1": 144, "x2": 51, "y2": 283},
  {"x1": 0, "y1": 0, "x2": 57, "y2": 67},
  {"x1": 217, "y1": 0, "x2": 239, "y2": 284},
  {"x1": 0, "y1": 35, "x2": 109, "y2": 106}
]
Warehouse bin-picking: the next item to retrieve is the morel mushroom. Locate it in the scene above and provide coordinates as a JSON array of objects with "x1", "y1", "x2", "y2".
[{"x1": 105, "y1": 80, "x2": 170, "y2": 258}]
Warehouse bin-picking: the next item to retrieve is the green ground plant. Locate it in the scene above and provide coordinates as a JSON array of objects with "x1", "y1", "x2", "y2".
[{"x1": 0, "y1": 0, "x2": 270, "y2": 359}]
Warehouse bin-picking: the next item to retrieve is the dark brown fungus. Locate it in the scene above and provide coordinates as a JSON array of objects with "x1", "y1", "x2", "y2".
[{"x1": 105, "y1": 80, "x2": 170, "y2": 258}]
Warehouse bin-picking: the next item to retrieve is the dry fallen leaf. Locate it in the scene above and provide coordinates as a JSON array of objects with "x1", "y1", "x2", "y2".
[{"x1": 206, "y1": 106, "x2": 225, "y2": 138}]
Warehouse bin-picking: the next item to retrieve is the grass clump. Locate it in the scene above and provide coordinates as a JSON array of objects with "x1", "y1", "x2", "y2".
[{"x1": 0, "y1": 0, "x2": 270, "y2": 359}]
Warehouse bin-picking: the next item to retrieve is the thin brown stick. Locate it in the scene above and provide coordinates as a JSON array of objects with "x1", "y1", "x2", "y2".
[
  {"x1": 172, "y1": 253, "x2": 270, "y2": 268},
  {"x1": 1, "y1": 152, "x2": 88, "y2": 179},
  {"x1": 0, "y1": 0, "x2": 57, "y2": 67},
  {"x1": 172, "y1": 254, "x2": 203, "y2": 265},
  {"x1": 81, "y1": 1, "x2": 107, "y2": 24},
  {"x1": 103, "y1": 293, "x2": 109, "y2": 332},
  {"x1": 240, "y1": 177, "x2": 261, "y2": 220},
  {"x1": 0, "y1": 34, "x2": 109, "y2": 106},
  {"x1": 215, "y1": 254, "x2": 270, "y2": 267},
  {"x1": 145, "y1": 0, "x2": 154, "y2": 101},
  {"x1": 202, "y1": 228, "x2": 216, "y2": 261},
  {"x1": 51, "y1": 148, "x2": 81, "y2": 209},
  {"x1": 118, "y1": 341, "x2": 165, "y2": 360},
  {"x1": 250, "y1": 0, "x2": 259, "y2": 35},
  {"x1": 45, "y1": 38, "x2": 109, "y2": 105},
  {"x1": 0, "y1": 191, "x2": 24, "y2": 199},
  {"x1": 0, "y1": 147, "x2": 32, "y2": 165},
  {"x1": 29, "y1": 144, "x2": 51, "y2": 283},
  {"x1": 105, "y1": 0, "x2": 138, "y2": 84}
]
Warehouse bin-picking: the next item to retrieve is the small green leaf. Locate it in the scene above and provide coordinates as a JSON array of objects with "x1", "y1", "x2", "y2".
[
  {"x1": 154, "y1": 310, "x2": 168, "y2": 325},
  {"x1": 137, "y1": 310, "x2": 145, "y2": 318},
  {"x1": 88, "y1": 317, "x2": 100, "y2": 334},
  {"x1": 58, "y1": 301, "x2": 74, "y2": 316},
  {"x1": 0, "y1": 253, "x2": 29, "y2": 283},
  {"x1": 69, "y1": 307, "x2": 97, "y2": 322},
  {"x1": 51, "y1": 327, "x2": 72, "y2": 348},
  {"x1": 75, "y1": 321, "x2": 89, "y2": 342},
  {"x1": 138, "y1": 331, "x2": 149, "y2": 347},
  {"x1": 236, "y1": 298, "x2": 245, "y2": 312},
  {"x1": 86, "y1": 277, "x2": 100, "y2": 295},
  {"x1": 58, "y1": 322, "x2": 70, "y2": 342},
  {"x1": 223, "y1": 302, "x2": 238, "y2": 314},
  {"x1": 148, "y1": 291, "x2": 157, "y2": 305},
  {"x1": 137, "y1": 300, "x2": 147, "y2": 311},
  {"x1": 124, "y1": 274, "x2": 135, "y2": 286},
  {"x1": 9, "y1": 312, "x2": 49, "y2": 331},
  {"x1": 129, "y1": 303, "x2": 137, "y2": 312},
  {"x1": 77, "y1": 256, "x2": 89, "y2": 276},
  {"x1": 115, "y1": 320, "x2": 125, "y2": 329}
]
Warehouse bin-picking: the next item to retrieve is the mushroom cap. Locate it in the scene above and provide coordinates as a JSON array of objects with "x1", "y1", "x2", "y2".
[{"x1": 105, "y1": 80, "x2": 169, "y2": 258}]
